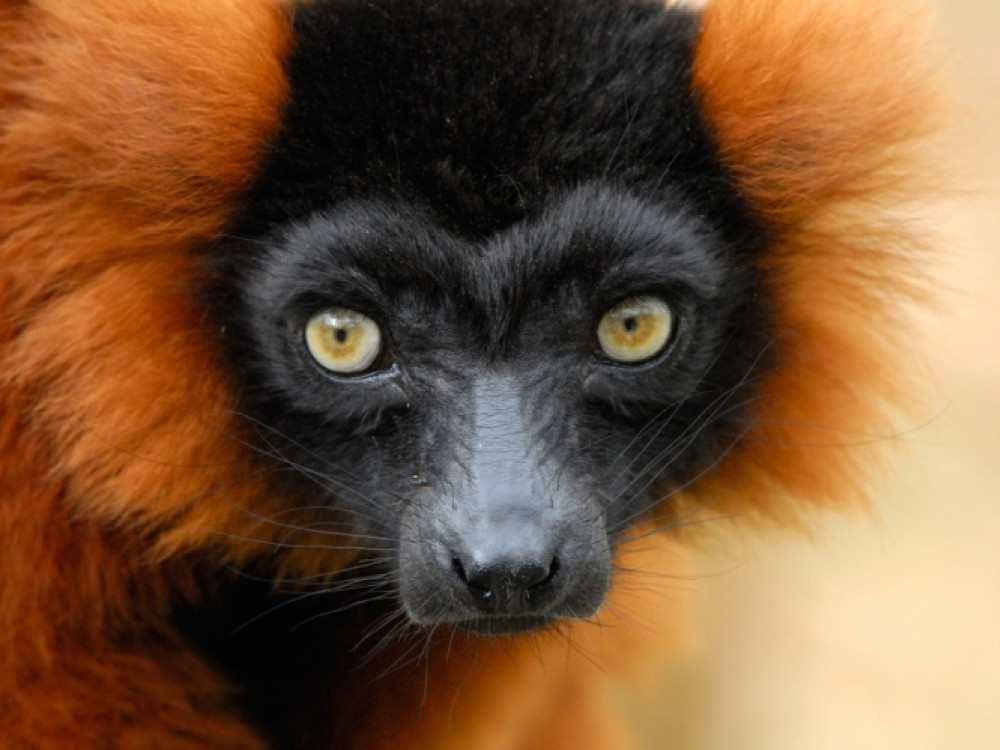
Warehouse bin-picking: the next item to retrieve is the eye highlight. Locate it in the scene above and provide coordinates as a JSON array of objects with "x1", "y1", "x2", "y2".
[
  {"x1": 597, "y1": 296, "x2": 674, "y2": 364},
  {"x1": 304, "y1": 308, "x2": 382, "y2": 374}
]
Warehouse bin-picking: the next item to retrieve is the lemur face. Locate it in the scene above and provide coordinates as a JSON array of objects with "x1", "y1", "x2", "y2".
[{"x1": 212, "y1": 0, "x2": 770, "y2": 633}]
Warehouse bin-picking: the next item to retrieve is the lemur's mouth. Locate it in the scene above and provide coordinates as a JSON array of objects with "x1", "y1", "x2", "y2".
[{"x1": 454, "y1": 614, "x2": 559, "y2": 637}]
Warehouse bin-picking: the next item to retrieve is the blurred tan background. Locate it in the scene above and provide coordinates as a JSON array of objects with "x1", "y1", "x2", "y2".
[{"x1": 632, "y1": 1, "x2": 1000, "y2": 747}]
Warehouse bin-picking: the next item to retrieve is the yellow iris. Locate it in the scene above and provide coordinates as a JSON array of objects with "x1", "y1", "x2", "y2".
[
  {"x1": 597, "y1": 296, "x2": 673, "y2": 363},
  {"x1": 304, "y1": 308, "x2": 381, "y2": 374}
]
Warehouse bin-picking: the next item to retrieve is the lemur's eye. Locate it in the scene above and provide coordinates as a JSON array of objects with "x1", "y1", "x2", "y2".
[
  {"x1": 597, "y1": 296, "x2": 674, "y2": 364},
  {"x1": 304, "y1": 308, "x2": 382, "y2": 374}
]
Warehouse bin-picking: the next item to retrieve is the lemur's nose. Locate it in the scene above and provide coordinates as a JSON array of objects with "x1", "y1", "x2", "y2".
[{"x1": 449, "y1": 549, "x2": 560, "y2": 615}]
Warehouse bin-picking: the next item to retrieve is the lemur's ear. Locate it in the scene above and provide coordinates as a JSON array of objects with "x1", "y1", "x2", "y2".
[{"x1": 678, "y1": 0, "x2": 944, "y2": 525}]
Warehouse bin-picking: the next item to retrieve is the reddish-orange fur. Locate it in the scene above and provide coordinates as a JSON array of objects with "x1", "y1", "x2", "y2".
[
  {"x1": 0, "y1": 0, "x2": 940, "y2": 747},
  {"x1": 680, "y1": 0, "x2": 942, "y2": 526}
]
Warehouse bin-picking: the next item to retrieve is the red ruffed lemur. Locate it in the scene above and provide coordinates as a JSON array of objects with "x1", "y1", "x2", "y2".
[{"x1": 0, "y1": 0, "x2": 941, "y2": 747}]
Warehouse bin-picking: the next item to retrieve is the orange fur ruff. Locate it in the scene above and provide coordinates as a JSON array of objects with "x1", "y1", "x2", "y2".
[{"x1": 0, "y1": 0, "x2": 940, "y2": 747}]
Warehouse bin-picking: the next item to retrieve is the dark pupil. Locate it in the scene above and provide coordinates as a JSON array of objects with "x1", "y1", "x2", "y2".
[
  {"x1": 335, "y1": 328, "x2": 349, "y2": 343},
  {"x1": 623, "y1": 316, "x2": 638, "y2": 333}
]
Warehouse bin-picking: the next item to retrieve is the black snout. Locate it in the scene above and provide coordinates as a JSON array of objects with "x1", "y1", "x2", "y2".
[
  {"x1": 398, "y1": 480, "x2": 610, "y2": 633},
  {"x1": 449, "y1": 545, "x2": 560, "y2": 615},
  {"x1": 396, "y1": 376, "x2": 611, "y2": 633}
]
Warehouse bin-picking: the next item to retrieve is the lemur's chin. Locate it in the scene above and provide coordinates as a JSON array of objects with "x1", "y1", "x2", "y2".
[{"x1": 453, "y1": 615, "x2": 561, "y2": 637}]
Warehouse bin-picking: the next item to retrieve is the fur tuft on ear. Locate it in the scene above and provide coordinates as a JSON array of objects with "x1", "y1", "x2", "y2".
[{"x1": 684, "y1": 0, "x2": 945, "y2": 524}]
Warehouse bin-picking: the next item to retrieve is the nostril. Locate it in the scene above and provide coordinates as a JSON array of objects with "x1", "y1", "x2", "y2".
[
  {"x1": 527, "y1": 556, "x2": 559, "y2": 592},
  {"x1": 523, "y1": 557, "x2": 559, "y2": 606},
  {"x1": 451, "y1": 557, "x2": 467, "y2": 582},
  {"x1": 451, "y1": 557, "x2": 492, "y2": 591},
  {"x1": 452, "y1": 557, "x2": 496, "y2": 611},
  {"x1": 516, "y1": 556, "x2": 552, "y2": 590}
]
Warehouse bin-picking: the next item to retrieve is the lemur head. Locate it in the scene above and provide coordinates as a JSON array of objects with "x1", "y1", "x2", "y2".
[
  {"x1": 7, "y1": 0, "x2": 935, "y2": 638},
  {"x1": 212, "y1": 0, "x2": 794, "y2": 634}
]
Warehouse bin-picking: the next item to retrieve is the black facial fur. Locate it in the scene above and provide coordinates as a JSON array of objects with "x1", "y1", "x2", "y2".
[{"x1": 209, "y1": 0, "x2": 772, "y2": 635}]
